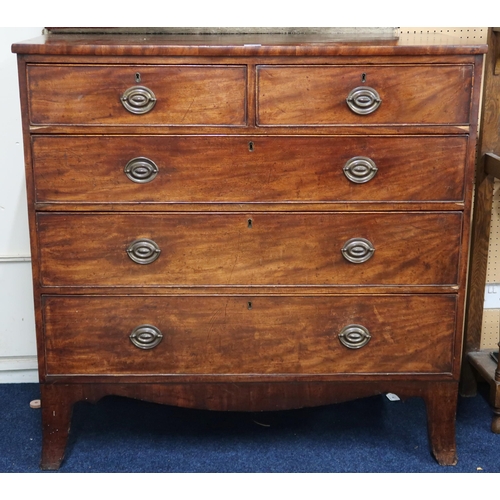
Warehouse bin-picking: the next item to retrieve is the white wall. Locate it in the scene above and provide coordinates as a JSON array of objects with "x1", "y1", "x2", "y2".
[{"x1": 0, "y1": 28, "x2": 44, "y2": 382}]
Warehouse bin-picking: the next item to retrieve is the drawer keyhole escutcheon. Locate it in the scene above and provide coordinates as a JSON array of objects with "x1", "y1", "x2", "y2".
[
  {"x1": 343, "y1": 157, "x2": 378, "y2": 184},
  {"x1": 248, "y1": 141, "x2": 254, "y2": 152},
  {"x1": 346, "y1": 86, "x2": 381, "y2": 115},
  {"x1": 361, "y1": 73, "x2": 367, "y2": 83},
  {"x1": 121, "y1": 86, "x2": 157, "y2": 114},
  {"x1": 339, "y1": 324, "x2": 371, "y2": 349},
  {"x1": 248, "y1": 301, "x2": 253, "y2": 310},
  {"x1": 247, "y1": 218, "x2": 253, "y2": 229},
  {"x1": 127, "y1": 238, "x2": 161, "y2": 265},
  {"x1": 129, "y1": 324, "x2": 163, "y2": 350},
  {"x1": 341, "y1": 238, "x2": 375, "y2": 264},
  {"x1": 135, "y1": 72, "x2": 141, "y2": 83},
  {"x1": 124, "y1": 157, "x2": 159, "y2": 183}
]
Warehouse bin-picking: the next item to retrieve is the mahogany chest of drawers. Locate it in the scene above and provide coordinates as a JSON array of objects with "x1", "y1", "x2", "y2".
[{"x1": 12, "y1": 32, "x2": 486, "y2": 469}]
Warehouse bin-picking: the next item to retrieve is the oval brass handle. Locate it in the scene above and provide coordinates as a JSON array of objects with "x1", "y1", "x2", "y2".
[
  {"x1": 346, "y1": 86, "x2": 381, "y2": 115},
  {"x1": 121, "y1": 86, "x2": 157, "y2": 114},
  {"x1": 127, "y1": 238, "x2": 161, "y2": 265},
  {"x1": 339, "y1": 324, "x2": 371, "y2": 349},
  {"x1": 343, "y1": 157, "x2": 378, "y2": 184},
  {"x1": 124, "y1": 157, "x2": 159, "y2": 183},
  {"x1": 130, "y1": 324, "x2": 163, "y2": 349},
  {"x1": 341, "y1": 238, "x2": 375, "y2": 264}
]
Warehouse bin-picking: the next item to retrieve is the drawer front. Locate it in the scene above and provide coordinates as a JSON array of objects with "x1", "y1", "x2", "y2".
[
  {"x1": 27, "y1": 65, "x2": 247, "y2": 126},
  {"x1": 257, "y1": 65, "x2": 473, "y2": 125},
  {"x1": 37, "y1": 212, "x2": 461, "y2": 286},
  {"x1": 32, "y1": 135, "x2": 468, "y2": 204},
  {"x1": 43, "y1": 295, "x2": 457, "y2": 375}
]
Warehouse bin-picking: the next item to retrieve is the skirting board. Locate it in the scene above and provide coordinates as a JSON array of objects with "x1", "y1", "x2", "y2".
[{"x1": 0, "y1": 356, "x2": 38, "y2": 383}]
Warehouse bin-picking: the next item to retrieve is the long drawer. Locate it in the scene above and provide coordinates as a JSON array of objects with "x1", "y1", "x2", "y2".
[
  {"x1": 32, "y1": 135, "x2": 468, "y2": 204},
  {"x1": 257, "y1": 65, "x2": 473, "y2": 125},
  {"x1": 37, "y1": 212, "x2": 462, "y2": 287},
  {"x1": 27, "y1": 64, "x2": 247, "y2": 126},
  {"x1": 43, "y1": 294, "x2": 457, "y2": 375}
]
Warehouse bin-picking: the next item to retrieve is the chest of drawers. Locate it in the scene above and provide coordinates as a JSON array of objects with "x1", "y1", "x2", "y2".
[{"x1": 12, "y1": 33, "x2": 486, "y2": 469}]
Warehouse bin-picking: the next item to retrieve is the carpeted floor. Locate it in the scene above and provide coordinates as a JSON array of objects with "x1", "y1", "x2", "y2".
[{"x1": 1, "y1": 383, "x2": 499, "y2": 472}]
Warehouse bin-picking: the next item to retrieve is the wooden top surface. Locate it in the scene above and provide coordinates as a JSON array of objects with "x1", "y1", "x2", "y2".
[{"x1": 12, "y1": 33, "x2": 488, "y2": 57}]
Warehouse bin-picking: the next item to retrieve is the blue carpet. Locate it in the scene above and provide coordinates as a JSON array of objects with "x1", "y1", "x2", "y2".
[{"x1": 1, "y1": 383, "x2": 499, "y2": 472}]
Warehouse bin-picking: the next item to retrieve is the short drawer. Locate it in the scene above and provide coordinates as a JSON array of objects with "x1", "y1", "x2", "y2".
[
  {"x1": 32, "y1": 135, "x2": 468, "y2": 204},
  {"x1": 27, "y1": 64, "x2": 246, "y2": 126},
  {"x1": 257, "y1": 65, "x2": 473, "y2": 126},
  {"x1": 43, "y1": 294, "x2": 457, "y2": 376},
  {"x1": 37, "y1": 212, "x2": 461, "y2": 287}
]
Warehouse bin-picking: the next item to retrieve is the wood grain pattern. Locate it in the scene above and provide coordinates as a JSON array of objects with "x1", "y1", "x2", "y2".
[
  {"x1": 43, "y1": 294, "x2": 457, "y2": 375},
  {"x1": 37, "y1": 379, "x2": 462, "y2": 469},
  {"x1": 462, "y1": 29, "x2": 500, "y2": 397},
  {"x1": 37, "y1": 212, "x2": 462, "y2": 287},
  {"x1": 32, "y1": 135, "x2": 468, "y2": 204},
  {"x1": 464, "y1": 29, "x2": 500, "y2": 350},
  {"x1": 424, "y1": 381, "x2": 459, "y2": 465},
  {"x1": 27, "y1": 64, "x2": 247, "y2": 126},
  {"x1": 11, "y1": 33, "x2": 488, "y2": 57},
  {"x1": 27, "y1": 124, "x2": 474, "y2": 137},
  {"x1": 257, "y1": 65, "x2": 473, "y2": 125},
  {"x1": 481, "y1": 30, "x2": 500, "y2": 153},
  {"x1": 12, "y1": 33, "x2": 485, "y2": 468}
]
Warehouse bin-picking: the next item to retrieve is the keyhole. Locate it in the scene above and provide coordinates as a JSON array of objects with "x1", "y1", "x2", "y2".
[
  {"x1": 135, "y1": 72, "x2": 141, "y2": 83},
  {"x1": 247, "y1": 301, "x2": 253, "y2": 310},
  {"x1": 361, "y1": 73, "x2": 366, "y2": 83},
  {"x1": 247, "y1": 218, "x2": 253, "y2": 229},
  {"x1": 248, "y1": 141, "x2": 254, "y2": 152}
]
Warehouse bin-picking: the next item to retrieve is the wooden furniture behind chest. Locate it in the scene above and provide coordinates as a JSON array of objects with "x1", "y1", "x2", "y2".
[
  {"x1": 12, "y1": 32, "x2": 486, "y2": 469},
  {"x1": 463, "y1": 27, "x2": 500, "y2": 432}
]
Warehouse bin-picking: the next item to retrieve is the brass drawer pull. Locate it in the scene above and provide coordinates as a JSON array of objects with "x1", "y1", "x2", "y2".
[
  {"x1": 124, "y1": 157, "x2": 159, "y2": 183},
  {"x1": 127, "y1": 238, "x2": 161, "y2": 265},
  {"x1": 129, "y1": 324, "x2": 163, "y2": 349},
  {"x1": 339, "y1": 324, "x2": 371, "y2": 349},
  {"x1": 341, "y1": 237, "x2": 375, "y2": 264},
  {"x1": 346, "y1": 86, "x2": 381, "y2": 115},
  {"x1": 121, "y1": 86, "x2": 157, "y2": 114},
  {"x1": 343, "y1": 157, "x2": 378, "y2": 183}
]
